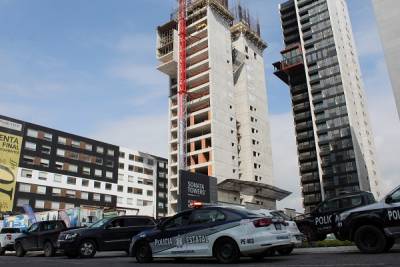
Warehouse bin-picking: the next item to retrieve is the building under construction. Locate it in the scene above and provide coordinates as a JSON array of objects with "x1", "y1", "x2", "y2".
[{"x1": 156, "y1": 0, "x2": 290, "y2": 214}]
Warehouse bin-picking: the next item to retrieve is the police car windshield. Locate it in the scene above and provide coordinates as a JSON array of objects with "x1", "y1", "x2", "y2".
[{"x1": 89, "y1": 218, "x2": 110, "y2": 228}]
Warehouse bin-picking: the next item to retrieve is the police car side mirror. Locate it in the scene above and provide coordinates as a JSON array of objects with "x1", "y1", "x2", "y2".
[{"x1": 385, "y1": 196, "x2": 393, "y2": 204}]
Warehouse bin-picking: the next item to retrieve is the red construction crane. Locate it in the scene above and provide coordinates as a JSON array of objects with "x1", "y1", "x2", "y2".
[{"x1": 178, "y1": 0, "x2": 188, "y2": 172}]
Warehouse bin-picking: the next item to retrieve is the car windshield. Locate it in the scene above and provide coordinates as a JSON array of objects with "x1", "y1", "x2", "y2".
[
  {"x1": 0, "y1": 228, "x2": 20, "y2": 234},
  {"x1": 89, "y1": 218, "x2": 109, "y2": 228},
  {"x1": 271, "y1": 211, "x2": 291, "y2": 221}
]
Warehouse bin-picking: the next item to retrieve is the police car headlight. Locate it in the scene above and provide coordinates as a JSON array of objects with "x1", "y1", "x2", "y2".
[{"x1": 65, "y1": 233, "x2": 78, "y2": 240}]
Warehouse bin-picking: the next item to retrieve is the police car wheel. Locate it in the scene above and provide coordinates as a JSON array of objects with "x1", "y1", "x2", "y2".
[
  {"x1": 135, "y1": 242, "x2": 153, "y2": 263},
  {"x1": 213, "y1": 237, "x2": 240, "y2": 264},
  {"x1": 44, "y1": 241, "x2": 56, "y2": 257},
  {"x1": 354, "y1": 225, "x2": 387, "y2": 254},
  {"x1": 277, "y1": 246, "x2": 294, "y2": 256}
]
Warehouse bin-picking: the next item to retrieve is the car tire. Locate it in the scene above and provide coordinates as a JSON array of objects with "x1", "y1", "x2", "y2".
[
  {"x1": 213, "y1": 237, "x2": 240, "y2": 264},
  {"x1": 354, "y1": 225, "x2": 387, "y2": 254},
  {"x1": 384, "y1": 238, "x2": 395, "y2": 252},
  {"x1": 15, "y1": 243, "x2": 26, "y2": 257},
  {"x1": 135, "y1": 241, "x2": 153, "y2": 263},
  {"x1": 78, "y1": 240, "x2": 97, "y2": 258},
  {"x1": 276, "y1": 246, "x2": 294, "y2": 256},
  {"x1": 44, "y1": 241, "x2": 56, "y2": 257}
]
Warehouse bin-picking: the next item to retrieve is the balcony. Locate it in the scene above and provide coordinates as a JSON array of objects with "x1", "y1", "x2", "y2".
[{"x1": 273, "y1": 43, "x2": 304, "y2": 85}]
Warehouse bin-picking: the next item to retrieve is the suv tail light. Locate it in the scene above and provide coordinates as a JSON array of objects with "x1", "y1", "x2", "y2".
[{"x1": 253, "y1": 218, "x2": 273, "y2": 227}]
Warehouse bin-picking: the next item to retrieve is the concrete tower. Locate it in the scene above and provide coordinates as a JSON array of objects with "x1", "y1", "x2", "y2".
[
  {"x1": 157, "y1": 0, "x2": 287, "y2": 214},
  {"x1": 274, "y1": 0, "x2": 381, "y2": 213}
]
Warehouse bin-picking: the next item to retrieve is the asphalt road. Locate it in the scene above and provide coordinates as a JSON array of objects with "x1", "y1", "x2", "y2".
[{"x1": 0, "y1": 246, "x2": 399, "y2": 267}]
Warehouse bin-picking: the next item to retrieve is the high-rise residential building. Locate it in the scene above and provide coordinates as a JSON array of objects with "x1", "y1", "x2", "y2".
[
  {"x1": 373, "y1": 0, "x2": 400, "y2": 119},
  {"x1": 0, "y1": 114, "x2": 168, "y2": 218},
  {"x1": 156, "y1": 0, "x2": 288, "y2": 214},
  {"x1": 273, "y1": 0, "x2": 381, "y2": 213}
]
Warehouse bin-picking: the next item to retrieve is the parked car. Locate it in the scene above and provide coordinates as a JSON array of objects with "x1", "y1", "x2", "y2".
[
  {"x1": 58, "y1": 215, "x2": 156, "y2": 258},
  {"x1": 0, "y1": 227, "x2": 23, "y2": 255},
  {"x1": 295, "y1": 191, "x2": 376, "y2": 241},
  {"x1": 14, "y1": 220, "x2": 68, "y2": 257},
  {"x1": 129, "y1": 203, "x2": 293, "y2": 263},
  {"x1": 337, "y1": 185, "x2": 400, "y2": 253},
  {"x1": 253, "y1": 209, "x2": 303, "y2": 255}
]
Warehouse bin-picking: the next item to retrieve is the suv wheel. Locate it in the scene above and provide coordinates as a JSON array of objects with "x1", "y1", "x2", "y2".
[
  {"x1": 354, "y1": 225, "x2": 387, "y2": 254},
  {"x1": 277, "y1": 246, "x2": 294, "y2": 256},
  {"x1": 15, "y1": 243, "x2": 26, "y2": 257},
  {"x1": 79, "y1": 240, "x2": 96, "y2": 258},
  {"x1": 135, "y1": 241, "x2": 153, "y2": 263},
  {"x1": 213, "y1": 237, "x2": 240, "y2": 264},
  {"x1": 44, "y1": 241, "x2": 56, "y2": 257}
]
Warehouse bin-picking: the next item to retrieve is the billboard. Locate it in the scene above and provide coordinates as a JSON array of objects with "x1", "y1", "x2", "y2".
[
  {"x1": 0, "y1": 131, "x2": 23, "y2": 212},
  {"x1": 178, "y1": 170, "x2": 217, "y2": 211}
]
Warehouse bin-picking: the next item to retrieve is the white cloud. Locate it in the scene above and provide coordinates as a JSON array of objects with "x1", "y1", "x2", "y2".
[{"x1": 91, "y1": 115, "x2": 168, "y2": 158}]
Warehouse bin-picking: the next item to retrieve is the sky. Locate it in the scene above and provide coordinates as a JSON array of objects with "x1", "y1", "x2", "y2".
[{"x1": 0, "y1": 0, "x2": 398, "y2": 212}]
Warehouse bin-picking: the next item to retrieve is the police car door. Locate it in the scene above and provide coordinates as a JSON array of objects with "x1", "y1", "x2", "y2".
[
  {"x1": 315, "y1": 199, "x2": 340, "y2": 233},
  {"x1": 384, "y1": 187, "x2": 400, "y2": 234},
  {"x1": 185, "y1": 208, "x2": 227, "y2": 256},
  {"x1": 151, "y1": 211, "x2": 192, "y2": 257}
]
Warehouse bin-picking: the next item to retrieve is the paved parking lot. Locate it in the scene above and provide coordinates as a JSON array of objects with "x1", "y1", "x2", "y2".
[{"x1": 0, "y1": 246, "x2": 399, "y2": 267}]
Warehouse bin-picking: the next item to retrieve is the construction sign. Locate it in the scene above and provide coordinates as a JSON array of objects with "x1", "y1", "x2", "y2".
[{"x1": 0, "y1": 131, "x2": 23, "y2": 212}]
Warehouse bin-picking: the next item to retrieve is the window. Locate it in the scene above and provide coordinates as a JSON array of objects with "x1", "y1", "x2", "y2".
[
  {"x1": 58, "y1": 136, "x2": 67, "y2": 145},
  {"x1": 65, "y1": 203, "x2": 75, "y2": 209},
  {"x1": 128, "y1": 165, "x2": 134, "y2": 171},
  {"x1": 35, "y1": 200, "x2": 45, "y2": 209},
  {"x1": 105, "y1": 195, "x2": 112, "y2": 203},
  {"x1": 25, "y1": 141, "x2": 36, "y2": 151},
  {"x1": 19, "y1": 183, "x2": 31, "y2": 193},
  {"x1": 37, "y1": 186, "x2": 46, "y2": 195},
  {"x1": 127, "y1": 187, "x2": 133, "y2": 193},
  {"x1": 390, "y1": 188, "x2": 400, "y2": 203},
  {"x1": 41, "y1": 145, "x2": 51, "y2": 154},
  {"x1": 119, "y1": 152, "x2": 125, "y2": 158},
  {"x1": 94, "y1": 169, "x2": 102, "y2": 177},
  {"x1": 52, "y1": 188, "x2": 61, "y2": 196},
  {"x1": 93, "y1": 194, "x2": 101, "y2": 201},
  {"x1": 96, "y1": 146, "x2": 104, "y2": 154},
  {"x1": 164, "y1": 211, "x2": 191, "y2": 229},
  {"x1": 54, "y1": 174, "x2": 62, "y2": 183},
  {"x1": 135, "y1": 156, "x2": 144, "y2": 163},
  {"x1": 319, "y1": 199, "x2": 340, "y2": 213},
  {"x1": 147, "y1": 159, "x2": 154, "y2": 165},
  {"x1": 38, "y1": 172, "x2": 47, "y2": 180},
  {"x1": 107, "y1": 149, "x2": 114, "y2": 156},
  {"x1": 118, "y1": 185, "x2": 124, "y2": 192},
  {"x1": 51, "y1": 202, "x2": 60, "y2": 210},
  {"x1": 71, "y1": 140, "x2": 80, "y2": 148},
  {"x1": 17, "y1": 198, "x2": 30, "y2": 207},
  {"x1": 94, "y1": 181, "x2": 101, "y2": 189},
  {"x1": 55, "y1": 161, "x2": 64, "y2": 170},
  {"x1": 106, "y1": 160, "x2": 114, "y2": 168},
  {"x1": 106, "y1": 171, "x2": 113, "y2": 179},
  {"x1": 147, "y1": 190, "x2": 153, "y2": 196},
  {"x1": 118, "y1": 173, "x2": 124, "y2": 181},
  {"x1": 158, "y1": 162, "x2": 166, "y2": 168},
  {"x1": 119, "y1": 163, "x2": 124, "y2": 169},
  {"x1": 85, "y1": 143, "x2": 92, "y2": 151},
  {"x1": 83, "y1": 167, "x2": 91, "y2": 175},
  {"x1": 27, "y1": 129, "x2": 38, "y2": 138},
  {"x1": 43, "y1": 132, "x2": 52, "y2": 141},
  {"x1": 56, "y1": 149, "x2": 65, "y2": 157},
  {"x1": 67, "y1": 177, "x2": 76, "y2": 185},
  {"x1": 40, "y1": 158, "x2": 50, "y2": 167},
  {"x1": 21, "y1": 169, "x2": 32, "y2": 178},
  {"x1": 23, "y1": 155, "x2": 34, "y2": 164},
  {"x1": 68, "y1": 164, "x2": 78, "y2": 173},
  {"x1": 95, "y1": 157, "x2": 103, "y2": 165},
  {"x1": 81, "y1": 192, "x2": 89, "y2": 200},
  {"x1": 66, "y1": 190, "x2": 75, "y2": 198},
  {"x1": 129, "y1": 154, "x2": 134, "y2": 161},
  {"x1": 105, "y1": 183, "x2": 112, "y2": 190},
  {"x1": 134, "y1": 188, "x2": 143, "y2": 195},
  {"x1": 82, "y1": 179, "x2": 89, "y2": 187},
  {"x1": 190, "y1": 209, "x2": 226, "y2": 225}
]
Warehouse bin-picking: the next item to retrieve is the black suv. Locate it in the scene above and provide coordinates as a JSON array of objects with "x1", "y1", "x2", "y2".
[
  {"x1": 295, "y1": 191, "x2": 376, "y2": 241},
  {"x1": 14, "y1": 220, "x2": 68, "y2": 257},
  {"x1": 58, "y1": 215, "x2": 156, "y2": 258},
  {"x1": 337, "y1": 185, "x2": 400, "y2": 253}
]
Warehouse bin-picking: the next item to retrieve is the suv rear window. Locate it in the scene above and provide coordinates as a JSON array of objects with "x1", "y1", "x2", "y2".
[{"x1": 0, "y1": 228, "x2": 21, "y2": 234}]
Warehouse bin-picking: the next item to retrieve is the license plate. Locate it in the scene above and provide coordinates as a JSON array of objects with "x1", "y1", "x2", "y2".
[{"x1": 275, "y1": 223, "x2": 282, "y2": 230}]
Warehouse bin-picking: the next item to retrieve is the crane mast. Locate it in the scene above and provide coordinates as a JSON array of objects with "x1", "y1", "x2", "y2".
[{"x1": 178, "y1": 0, "x2": 188, "y2": 172}]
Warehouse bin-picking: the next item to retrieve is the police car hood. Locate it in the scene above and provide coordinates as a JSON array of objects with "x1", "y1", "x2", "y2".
[{"x1": 342, "y1": 201, "x2": 385, "y2": 214}]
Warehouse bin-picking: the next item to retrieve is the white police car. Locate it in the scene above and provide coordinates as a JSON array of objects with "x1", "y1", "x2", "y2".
[
  {"x1": 129, "y1": 203, "x2": 292, "y2": 263},
  {"x1": 253, "y1": 209, "x2": 303, "y2": 255}
]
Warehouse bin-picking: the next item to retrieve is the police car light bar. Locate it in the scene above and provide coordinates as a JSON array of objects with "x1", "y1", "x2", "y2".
[{"x1": 190, "y1": 201, "x2": 204, "y2": 208}]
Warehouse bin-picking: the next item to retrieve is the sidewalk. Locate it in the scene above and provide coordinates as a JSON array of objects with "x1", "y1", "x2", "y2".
[{"x1": 294, "y1": 246, "x2": 358, "y2": 254}]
